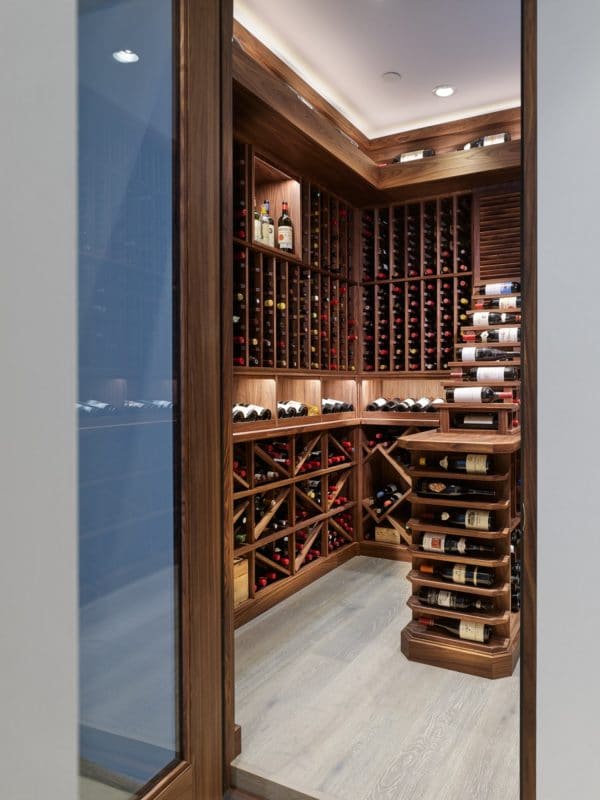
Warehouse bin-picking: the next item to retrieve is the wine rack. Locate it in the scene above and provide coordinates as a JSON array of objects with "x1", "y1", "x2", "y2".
[
  {"x1": 233, "y1": 139, "x2": 356, "y2": 374},
  {"x1": 232, "y1": 427, "x2": 360, "y2": 626},
  {"x1": 361, "y1": 195, "x2": 473, "y2": 373},
  {"x1": 399, "y1": 278, "x2": 522, "y2": 678}
]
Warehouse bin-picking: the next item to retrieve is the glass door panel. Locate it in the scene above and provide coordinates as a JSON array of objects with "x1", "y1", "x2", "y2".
[{"x1": 78, "y1": 1, "x2": 181, "y2": 797}]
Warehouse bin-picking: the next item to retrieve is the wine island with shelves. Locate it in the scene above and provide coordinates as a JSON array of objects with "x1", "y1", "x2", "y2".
[{"x1": 229, "y1": 127, "x2": 522, "y2": 677}]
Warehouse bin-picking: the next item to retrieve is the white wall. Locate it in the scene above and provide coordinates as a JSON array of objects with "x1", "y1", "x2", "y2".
[
  {"x1": 537, "y1": 2, "x2": 600, "y2": 797},
  {"x1": 0, "y1": 2, "x2": 77, "y2": 800}
]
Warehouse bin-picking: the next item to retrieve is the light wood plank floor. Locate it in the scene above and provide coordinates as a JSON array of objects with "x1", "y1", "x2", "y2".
[{"x1": 233, "y1": 557, "x2": 519, "y2": 800}]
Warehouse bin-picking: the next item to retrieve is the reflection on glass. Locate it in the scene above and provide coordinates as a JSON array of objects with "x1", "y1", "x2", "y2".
[{"x1": 78, "y1": 1, "x2": 180, "y2": 797}]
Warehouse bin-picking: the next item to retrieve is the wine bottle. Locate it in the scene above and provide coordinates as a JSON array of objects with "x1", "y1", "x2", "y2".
[
  {"x1": 277, "y1": 201, "x2": 294, "y2": 253},
  {"x1": 476, "y1": 281, "x2": 520, "y2": 296},
  {"x1": 415, "y1": 479, "x2": 496, "y2": 500},
  {"x1": 463, "y1": 327, "x2": 520, "y2": 344},
  {"x1": 419, "y1": 562, "x2": 495, "y2": 587},
  {"x1": 260, "y1": 200, "x2": 275, "y2": 248},
  {"x1": 393, "y1": 148, "x2": 435, "y2": 163},
  {"x1": 453, "y1": 413, "x2": 499, "y2": 430},
  {"x1": 417, "y1": 587, "x2": 494, "y2": 612},
  {"x1": 462, "y1": 132, "x2": 510, "y2": 151},
  {"x1": 471, "y1": 311, "x2": 521, "y2": 326},
  {"x1": 253, "y1": 198, "x2": 262, "y2": 242},
  {"x1": 445, "y1": 387, "x2": 513, "y2": 403},
  {"x1": 417, "y1": 615, "x2": 491, "y2": 643},
  {"x1": 461, "y1": 347, "x2": 520, "y2": 362},
  {"x1": 420, "y1": 533, "x2": 496, "y2": 556},
  {"x1": 411, "y1": 397, "x2": 433, "y2": 412},
  {"x1": 421, "y1": 509, "x2": 495, "y2": 531},
  {"x1": 475, "y1": 296, "x2": 521, "y2": 311},
  {"x1": 451, "y1": 367, "x2": 518, "y2": 381},
  {"x1": 427, "y1": 398, "x2": 444, "y2": 412},
  {"x1": 232, "y1": 403, "x2": 257, "y2": 422},
  {"x1": 417, "y1": 454, "x2": 491, "y2": 474}
]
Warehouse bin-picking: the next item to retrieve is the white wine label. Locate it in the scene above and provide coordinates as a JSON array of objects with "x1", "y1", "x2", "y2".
[
  {"x1": 436, "y1": 590, "x2": 454, "y2": 608},
  {"x1": 473, "y1": 312, "x2": 489, "y2": 326},
  {"x1": 452, "y1": 564, "x2": 467, "y2": 584},
  {"x1": 461, "y1": 347, "x2": 477, "y2": 362},
  {"x1": 485, "y1": 282, "x2": 512, "y2": 295},
  {"x1": 277, "y1": 227, "x2": 293, "y2": 249},
  {"x1": 465, "y1": 454, "x2": 488, "y2": 474},
  {"x1": 373, "y1": 397, "x2": 387, "y2": 408},
  {"x1": 459, "y1": 620, "x2": 487, "y2": 642},
  {"x1": 483, "y1": 133, "x2": 507, "y2": 147},
  {"x1": 498, "y1": 327, "x2": 519, "y2": 342},
  {"x1": 480, "y1": 331, "x2": 490, "y2": 342},
  {"x1": 476, "y1": 367, "x2": 505, "y2": 381},
  {"x1": 454, "y1": 387, "x2": 483, "y2": 403},
  {"x1": 286, "y1": 400, "x2": 303, "y2": 411},
  {"x1": 499, "y1": 297, "x2": 517, "y2": 310},
  {"x1": 253, "y1": 218, "x2": 262, "y2": 241},
  {"x1": 456, "y1": 537, "x2": 467, "y2": 555},
  {"x1": 439, "y1": 456, "x2": 449, "y2": 470},
  {"x1": 422, "y1": 533, "x2": 445, "y2": 552},
  {"x1": 465, "y1": 510, "x2": 490, "y2": 530}
]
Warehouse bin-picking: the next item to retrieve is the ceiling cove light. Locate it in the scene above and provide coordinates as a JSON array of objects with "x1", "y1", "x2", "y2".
[
  {"x1": 433, "y1": 85, "x2": 455, "y2": 98},
  {"x1": 113, "y1": 49, "x2": 139, "y2": 63}
]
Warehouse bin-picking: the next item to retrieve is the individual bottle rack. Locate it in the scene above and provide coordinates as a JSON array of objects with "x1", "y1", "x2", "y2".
[
  {"x1": 399, "y1": 433, "x2": 521, "y2": 679},
  {"x1": 232, "y1": 427, "x2": 360, "y2": 625},
  {"x1": 441, "y1": 279, "x2": 522, "y2": 433},
  {"x1": 233, "y1": 139, "x2": 356, "y2": 372},
  {"x1": 361, "y1": 194, "x2": 473, "y2": 373}
]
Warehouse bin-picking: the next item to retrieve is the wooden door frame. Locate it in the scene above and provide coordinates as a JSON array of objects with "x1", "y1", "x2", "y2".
[
  {"x1": 521, "y1": 0, "x2": 537, "y2": 798},
  {"x1": 219, "y1": 0, "x2": 538, "y2": 798}
]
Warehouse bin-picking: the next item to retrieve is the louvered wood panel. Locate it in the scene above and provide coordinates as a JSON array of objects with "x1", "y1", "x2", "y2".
[{"x1": 476, "y1": 191, "x2": 521, "y2": 282}]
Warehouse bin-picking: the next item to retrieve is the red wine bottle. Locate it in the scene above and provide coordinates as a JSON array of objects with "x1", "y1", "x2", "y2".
[
  {"x1": 476, "y1": 281, "x2": 520, "y2": 296},
  {"x1": 471, "y1": 311, "x2": 521, "y2": 326},
  {"x1": 475, "y1": 296, "x2": 521, "y2": 310},
  {"x1": 451, "y1": 367, "x2": 518, "y2": 381},
  {"x1": 417, "y1": 454, "x2": 491, "y2": 474},
  {"x1": 419, "y1": 532, "x2": 496, "y2": 556},
  {"x1": 418, "y1": 587, "x2": 494, "y2": 612},
  {"x1": 461, "y1": 346, "x2": 520, "y2": 362},
  {"x1": 419, "y1": 562, "x2": 495, "y2": 587},
  {"x1": 463, "y1": 328, "x2": 520, "y2": 344},
  {"x1": 444, "y1": 387, "x2": 513, "y2": 403},
  {"x1": 415, "y1": 479, "x2": 496, "y2": 500},
  {"x1": 421, "y1": 509, "x2": 495, "y2": 531},
  {"x1": 417, "y1": 615, "x2": 491, "y2": 643}
]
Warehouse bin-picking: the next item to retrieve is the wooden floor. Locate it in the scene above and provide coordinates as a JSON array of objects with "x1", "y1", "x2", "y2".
[{"x1": 233, "y1": 557, "x2": 519, "y2": 800}]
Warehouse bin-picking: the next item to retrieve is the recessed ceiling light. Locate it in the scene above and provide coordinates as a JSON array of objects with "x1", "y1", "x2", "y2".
[
  {"x1": 113, "y1": 49, "x2": 139, "y2": 64},
  {"x1": 382, "y1": 71, "x2": 402, "y2": 83},
  {"x1": 433, "y1": 85, "x2": 455, "y2": 98}
]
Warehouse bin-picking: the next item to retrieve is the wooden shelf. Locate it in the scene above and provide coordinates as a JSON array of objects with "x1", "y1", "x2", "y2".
[
  {"x1": 407, "y1": 596, "x2": 510, "y2": 626},
  {"x1": 407, "y1": 492, "x2": 509, "y2": 510},
  {"x1": 408, "y1": 546, "x2": 509, "y2": 569},
  {"x1": 407, "y1": 467, "x2": 510, "y2": 483},
  {"x1": 399, "y1": 429, "x2": 521, "y2": 453},
  {"x1": 403, "y1": 619, "x2": 510, "y2": 653},
  {"x1": 407, "y1": 569, "x2": 509, "y2": 597},
  {"x1": 408, "y1": 518, "x2": 509, "y2": 540}
]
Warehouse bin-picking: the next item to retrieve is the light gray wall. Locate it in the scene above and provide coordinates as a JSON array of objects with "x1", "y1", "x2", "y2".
[
  {"x1": 0, "y1": 2, "x2": 78, "y2": 800},
  {"x1": 537, "y1": 2, "x2": 600, "y2": 798}
]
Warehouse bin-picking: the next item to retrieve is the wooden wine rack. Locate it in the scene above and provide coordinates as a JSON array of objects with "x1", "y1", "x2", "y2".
[{"x1": 400, "y1": 280, "x2": 522, "y2": 678}]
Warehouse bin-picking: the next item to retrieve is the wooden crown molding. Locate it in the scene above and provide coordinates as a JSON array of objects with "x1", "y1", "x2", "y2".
[{"x1": 232, "y1": 22, "x2": 521, "y2": 199}]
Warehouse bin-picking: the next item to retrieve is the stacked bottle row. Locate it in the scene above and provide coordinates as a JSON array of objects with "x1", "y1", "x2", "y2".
[
  {"x1": 404, "y1": 448, "x2": 521, "y2": 658},
  {"x1": 232, "y1": 428, "x2": 359, "y2": 613},
  {"x1": 361, "y1": 195, "x2": 472, "y2": 372},
  {"x1": 233, "y1": 246, "x2": 357, "y2": 370},
  {"x1": 302, "y1": 184, "x2": 354, "y2": 279}
]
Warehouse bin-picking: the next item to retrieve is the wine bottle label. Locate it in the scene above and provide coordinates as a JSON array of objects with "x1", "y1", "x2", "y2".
[
  {"x1": 485, "y1": 282, "x2": 512, "y2": 295},
  {"x1": 436, "y1": 590, "x2": 454, "y2": 608},
  {"x1": 463, "y1": 414, "x2": 495, "y2": 427},
  {"x1": 499, "y1": 297, "x2": 517, "y2": 310},
  {"x1": 372, "y1": 397, "x2": 387, "y2": 408},
  {"x1": 452, "y1": 564, "x2": 467, "y2": 584},
  {"x1": 456, "y1": 537, "x2": 467, "y2": 554},
  {"x1": 461, "y1": 347, "x2": 477, "y2": 362},
  {"x1": 483, "y1": 133, "x2": 508, "y2": 147},
  {"x1": 422, "y1": 533, "x2": 445, "y2": 552},
  {"x1": 286, "y1": 400, "x2": 304, "y2": 411},
  {"x1": 459, "y1": 620, "x2": 487, "y2": 642},
  {"x1": 473, "y1": 312, "x2": 489, "y2": 326},
  {"x1": 277, "y1": 227, "x2": 293, "y2": 249},
  {"x1": 465, "y1": 510, "x2": 490, "y2": 529},
  {"x1": 476, "y1": 367, "x2": 505, "y2": 381},
  {"x1": 498, "y1": 327, "x2": 519, "y2": 342},
  {"x1": 439, "y1": 456, "x2": 449, "y2": 470},
  {"x1": 253, "y1": 218, "x2": 262, "y2": 241},
  {"x1": 453, "y1": 387, "x2": 483, "y2": 402}
]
